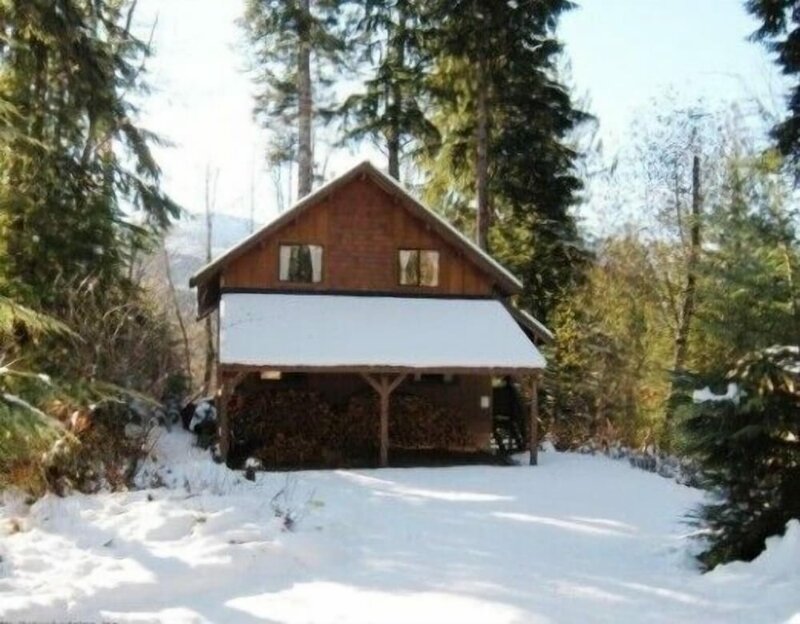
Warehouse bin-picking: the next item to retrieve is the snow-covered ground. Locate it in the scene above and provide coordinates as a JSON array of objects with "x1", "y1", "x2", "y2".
[{"x1": 1, "y1": 431, "x2": 798, "y2": 624}]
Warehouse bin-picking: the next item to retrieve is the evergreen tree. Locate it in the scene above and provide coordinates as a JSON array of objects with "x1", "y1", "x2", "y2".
[
  {"x1": 746, "y1": 0, "x2": 800, "y2": 178},
  {"x1": 241, "y1": 0, "x2": 346, "y2": 197},
  {"x1": 421, "y1": 0, "x2": 589, "y2": 320},
  {"x1": 679, "y1": 346, "x2": 800, "y2": 569},
  {"x1": 694, "y1": 146, "x2": 800, "y2": 370},
  {"x1": 0, "y1": 0, "x2": 179, "y2": 309},
  {"x1": 338, "y1": 0, "x2": 438, "y2": 179}
]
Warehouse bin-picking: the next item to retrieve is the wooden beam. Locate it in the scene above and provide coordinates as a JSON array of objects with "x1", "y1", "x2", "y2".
[
  {"x1": 361, "y1": 373, "x2": 407, "y2": 468},
  {"x1": 221, "y1": 363, "x2": 540, "y2": 376},
  {"x1": 361, "y1": 372, "x2": 382, "y2": 394},
  {"x1": 529, "y1": 372, "x2": 540, "y2": 466},
  {"x1": 217, "y1": 371, "x2": 247, "y2": 463},
  {"x1": 379, "y1": 380, "x2": 390, "y2": 468},
  {"x1": 387, "y1": 373, "x2": 407, "y2": 393}
]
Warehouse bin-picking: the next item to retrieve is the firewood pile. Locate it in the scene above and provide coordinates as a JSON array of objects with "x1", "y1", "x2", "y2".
[
  {"x1": 229, "y1": 389, "x2": 340, "y2": 467},
  {"x1": 228, "y1": 388, "x2": 469, "y2": 467},
  {"x1": 343, "y1": 392, "x2": 469, "y2": 451}
]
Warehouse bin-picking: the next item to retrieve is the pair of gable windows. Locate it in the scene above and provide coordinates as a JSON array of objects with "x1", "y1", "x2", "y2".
[{"x1": 278, "y1": 244, "x2": 439, "y2": 287}]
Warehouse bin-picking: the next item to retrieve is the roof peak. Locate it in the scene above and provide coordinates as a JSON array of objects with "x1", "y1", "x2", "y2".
[{"x1": 189, "y1": 159, "x2": 522, "y2": 294}]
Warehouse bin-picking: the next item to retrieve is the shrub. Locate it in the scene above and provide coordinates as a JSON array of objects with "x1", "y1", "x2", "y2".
[{"x1": 0, "y1": 284, "x2": 185, "y2": 497}]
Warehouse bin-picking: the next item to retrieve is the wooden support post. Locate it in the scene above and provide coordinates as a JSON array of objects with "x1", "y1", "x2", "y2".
[
  {"x1": 378, "y1": 384, "x2": 390, "y2": 467},
  {"x1": 218, "y1": 382, "x2": 232, "y2": 462},
  {"x1": 361, "y1": 373, "x2": 407, "y2": 468},
  {"x1": 530, "y1": 372, "x2": 540, "y2": 466},
  {"x1": 217, "y1": 370, "x2": 247, "y2": 463}
]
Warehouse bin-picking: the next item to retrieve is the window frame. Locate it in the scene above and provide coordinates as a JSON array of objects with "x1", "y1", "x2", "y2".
[
  {"x1": 278, "y1": 242, "x2": 325, "y2": 284},
  {"x1": 397, "y1": 247, "x2": 440, "y2": 288}
]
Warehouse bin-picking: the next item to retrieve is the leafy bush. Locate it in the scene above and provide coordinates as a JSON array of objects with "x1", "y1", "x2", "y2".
[
  {"x1": 0, "y1": 288, "x2": 184, "y2": 496},
  {"x1": 40, "y1": 400, "x2": 155, "y2": 495}
]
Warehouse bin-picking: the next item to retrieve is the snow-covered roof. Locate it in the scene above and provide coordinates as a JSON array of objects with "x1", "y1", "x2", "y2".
[
  {"x1": 220, "y1": 293, "x2": 545, "y2": 372},
  {"x1": 189, "y1": 161, "x2": 523, "y2": 295}
]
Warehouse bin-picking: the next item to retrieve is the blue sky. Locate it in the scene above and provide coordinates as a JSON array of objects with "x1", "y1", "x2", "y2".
[
  {"x1": 135, "y1": 0, "x2": 786, "y2": 225},
  {"x1": 562, "y1": 0, "x2": 782, "y2": 151}
]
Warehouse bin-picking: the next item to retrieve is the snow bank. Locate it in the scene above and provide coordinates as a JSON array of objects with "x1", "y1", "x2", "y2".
[
  {"x1": 1, "y1": 431, "x2": 798, "y2": 623},
  {"x1": 704, "y1": 520, "x2": 800, "y2": 623},
  {"x1": 712, "y1": 520, "x2": 800, "y2": 581},
  {"x1": 134, "y1": 428, "x2": 241, "y2": 493},
  {"x1": 748, "y1": 520, "x2": 800, "y2": 579}
]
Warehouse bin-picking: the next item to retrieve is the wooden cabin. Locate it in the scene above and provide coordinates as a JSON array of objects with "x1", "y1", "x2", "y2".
[{"x1": 190, "y1": 161, "x2": 551, "y2": 468}]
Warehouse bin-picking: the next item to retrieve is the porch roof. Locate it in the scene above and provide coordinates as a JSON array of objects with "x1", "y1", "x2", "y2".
[{"x1": 219, "y1": 293, "x2": 546, "y2": 374}]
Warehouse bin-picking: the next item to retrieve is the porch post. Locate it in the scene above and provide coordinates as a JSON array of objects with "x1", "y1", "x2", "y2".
[
  {"x1": 362, "y1": 373, "x2": 407, "y2": 467},
  {"x1": 378, "y1": 384, "x2": 390, "y2": 467},
  {"x1": 529, "y1": 371, "x2": 540, "y2": 466},
  {"x1": 217, "y1": 370, "x2": 246, "y2": 463},
  {"x1": 218, "y1": 377, "x2": 232, "y2": 461}
]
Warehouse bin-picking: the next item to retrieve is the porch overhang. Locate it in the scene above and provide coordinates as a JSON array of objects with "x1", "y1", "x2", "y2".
[{"x1": 218, "y1": 292, "x2": 546, "y2": 374}]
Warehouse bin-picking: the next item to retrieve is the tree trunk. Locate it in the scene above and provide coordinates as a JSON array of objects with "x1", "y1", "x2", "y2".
[
  {"x1": 163, "y1": 246, "x2": 192, "y2": 381},
  {"x1": 386, "y1": 6, "x2": 406, "y2": 180},
  {"x1": 203, "y1": 169, "x2": 216, "y2": 395},
  {"x1": 475, "y1": 50, "x2": 490, "y2": 250},
  {"x1": 669, "y1": 153, "x2": 702, "y2": 418},
  {"x1": 297, "y1": 0, "x2": 313, "y2": 198}
]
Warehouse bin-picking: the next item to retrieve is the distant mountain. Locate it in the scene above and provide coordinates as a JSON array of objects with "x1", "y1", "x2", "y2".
[{"x1": 165, "y1": 212, "x2": 261, "y2": 289}]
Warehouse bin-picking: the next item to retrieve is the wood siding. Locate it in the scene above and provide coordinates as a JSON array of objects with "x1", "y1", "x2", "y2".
[{"x1": 221, "y1": 177, "x2": 494, "y2": 296}]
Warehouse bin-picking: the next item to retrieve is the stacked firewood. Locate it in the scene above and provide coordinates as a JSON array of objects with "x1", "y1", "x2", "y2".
[
  {"x1": 343, "y1": 392, "x2": 469, "y2": 450},
  {"x1": 228, "y1": 388, "x2": 469, "y2": 467},
  {"x1": 230, "y1": 389, "x2": 340, "y2": 467}
]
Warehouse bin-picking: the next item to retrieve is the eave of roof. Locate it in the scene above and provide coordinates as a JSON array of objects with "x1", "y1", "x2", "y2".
[
  {"x1": 188, "y1": 160, "x2": 523, "y2": 295},
  {"x1": 503, "y1": 303, "x2": 555, "y2": 344}
]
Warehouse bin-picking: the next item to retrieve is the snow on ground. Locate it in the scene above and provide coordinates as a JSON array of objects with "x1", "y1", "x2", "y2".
[{"x1": 1, "y1": 431, "x2": 798, "y2": 624}]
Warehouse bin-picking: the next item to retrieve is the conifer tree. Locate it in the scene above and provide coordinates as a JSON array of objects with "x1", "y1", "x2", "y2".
[
  {"x1": 241, "y1": 0, "x2": 346, "y2": 197},
  {"x1": 746, "y1": 0, "x2": 800, "y2": 178},
  {"x1": 0, "y1": 0, "x2": 179, "y2": 309},
  {"x1": 680, "y1": 347, "x2": 800, "y2": 569},
  {"x1": 339, "y1": 0, "x2": 438, "y2": 179},
  {"x1": 694, "y1": 147, "x2": 800, "y2": 368},
  {"x1": 421, "y1": 0, "x2": 588, "y2": 320}
]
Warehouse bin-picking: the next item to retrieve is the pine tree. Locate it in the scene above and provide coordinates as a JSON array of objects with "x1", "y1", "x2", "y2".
[
  {"x1": 693, "y1": 139, "x2": 800, "y2": 370},
  {"x1": 746, "y1": 0, "x2": 800, "y2": 179},
  {"x1": 0, "y1": 0, "x2": 179, "y2": 309},
  {"x1": 241, "y1": 0, "x2": 346, "y2": 197},
  {"x1": 679, "y1": 347, "x2": 800, "y2": 569},
  {"x1": 338, "y1": 0, "x2": 438, "y2": 179},
  {"x1": 421, "y1": 0, "x2": 589, "y2": 320}
]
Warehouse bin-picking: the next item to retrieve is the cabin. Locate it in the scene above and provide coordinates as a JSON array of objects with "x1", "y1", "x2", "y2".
[{"x1": 189, "y1": 161, "x2": 551, "y2": 468}]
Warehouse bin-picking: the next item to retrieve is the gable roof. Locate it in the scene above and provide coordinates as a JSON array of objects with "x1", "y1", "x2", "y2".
[{"x1": 188, "y1": 160, "x2": 523, "y2": 294}]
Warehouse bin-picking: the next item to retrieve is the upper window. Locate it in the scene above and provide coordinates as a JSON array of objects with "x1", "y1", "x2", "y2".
[
  {"x1": 279, "y1": 244, "x2": 323, "y2": 283},
  {"x1": 399, "y1": 249, "x2": 439, "y2": 287}
]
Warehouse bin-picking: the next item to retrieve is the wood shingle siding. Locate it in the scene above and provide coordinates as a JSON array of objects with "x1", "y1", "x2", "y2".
[{"x1": 221, "y1": 176, "x2": 494, "y2": 296}]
